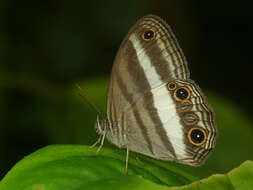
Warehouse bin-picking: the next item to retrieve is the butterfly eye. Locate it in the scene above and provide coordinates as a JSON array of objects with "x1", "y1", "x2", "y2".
[
  {"x1": 188, "y1": 127, "x2": 207, "y2": 146},
  {"x1": 142, "y1": 29, "x2": 156, "y2": 41},
  {"x1": 167, "y1": 82, "x2": 177, "y2": 90},
  {"x1": 174, "y1": 87, "x2": 191, "y2": 101},
  {"x1": 183, "y1": 113, "x2": 199, "y2": 125}
]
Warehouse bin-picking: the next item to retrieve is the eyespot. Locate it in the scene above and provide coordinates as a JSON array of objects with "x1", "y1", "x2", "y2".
[
  {"x1": 188, "y1": 127, "x2": 207, "y2": 146},
  {"x1": 167, "y1": 82, "x2": 177, "y2": 91},
  {"x1": 178, "y1": 100, "x2": 192, "y2": 112},
  {"x1": 183, "y1": 113, "x2": 199, "y2": 125},
  {"x1": 141, "y1": 28, "x2": 156, "y2": 41},
  {"x1": 174, "y1": 87, "x2": 191, "y2": 101}
]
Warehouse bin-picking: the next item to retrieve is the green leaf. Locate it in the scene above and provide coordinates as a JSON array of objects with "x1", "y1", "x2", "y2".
[
  {"x1": 176, "y1": 160, "x2": 253, "y2": 190},
  {"x1": 0, "y1": 145, "x2": 252, "y2": 190},
  {"x1": 0, "y1": 145, "x2": 196, "y2": 190}
]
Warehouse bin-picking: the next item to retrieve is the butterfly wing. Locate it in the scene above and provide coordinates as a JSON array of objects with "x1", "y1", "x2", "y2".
[
  {"x1": 106, "y1": 15, "x2": 217, "y2": 165},
  {"x1": 107, "y1": 15, "x2": 189, "y2": 124},
  {"x1": 124, "y1": 80, "x2": 216, "y2": 165}
]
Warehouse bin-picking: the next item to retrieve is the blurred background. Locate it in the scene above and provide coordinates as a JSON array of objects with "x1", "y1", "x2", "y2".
[{"x1": 1, "y1": 0, "x2": 253, "y2": 179}]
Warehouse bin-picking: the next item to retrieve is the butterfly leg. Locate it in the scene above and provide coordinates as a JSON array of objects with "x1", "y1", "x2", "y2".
[
  {"x1": 94, "y1": 131, "x2": 106, "y2": 155},
  {"x1": 125, "y1": 146, "x2": 129, "y2": 175},
  {"x1": 89, "y1": 134, "x2": 102, "y2": 149}
]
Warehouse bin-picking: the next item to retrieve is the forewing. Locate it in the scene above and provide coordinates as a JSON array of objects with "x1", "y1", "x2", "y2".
[{"x1": 107, "y1": 15, "x2": 189, "y2": 122}]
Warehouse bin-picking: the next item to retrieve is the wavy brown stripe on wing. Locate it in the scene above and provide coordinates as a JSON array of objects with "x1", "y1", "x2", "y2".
[
  {"x1": 144, "y1": 16, "x2": 189, "y2": 79},
  {"x1": 158, "y1": 23, "x2": 188, "y2": 79},
  {"x1": 185, "y1": 81, "x2": 216, "y2": 129},
  {"x1": 188, "y1": 82, "x2": 217, "y2": 148},
  {"x1": 126, "y1": 40, "x2": 177, "y2": 158},
  {"x1": 187, "y1": 84, "x2": 216, "y2": 148},
  {"x1": 193, "y1": 148, "x2": 211, "y2": 164},
  {"x1": 140, "y1": 22, "x2": 179, "y2": 80},
  {"x1": 114, "y1": 71, "x2": 154, "y2": 155},
  {"x1": 140, "y1": 18, "x2": 189, "y2": 80},
  {"x1": 129, "y1": 18, "x2": 189, "y2": 81},
  {"x1": 187, "y1": 83, "x2": 216, "y2": 149}
]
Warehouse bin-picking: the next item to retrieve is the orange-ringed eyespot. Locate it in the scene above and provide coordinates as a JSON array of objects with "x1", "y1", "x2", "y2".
[
  {"x1": 188, "y1": 127, "x2": 207, "y2": 146},
  {"x1": 183, "y1": 113, "x2": 199, "y2": 125},
  {"x1": 174, "y1": 87, "x2": 191, "y2": 101},
  {"x1": 142, "y1": 29, "x2": 155, "y2": 41},
  {"x1": 178, "y1": 100, "x2": 192, "y2": 112},
  {"x1": 167, "y1": 82, "x2": 176, "y2": 90}
]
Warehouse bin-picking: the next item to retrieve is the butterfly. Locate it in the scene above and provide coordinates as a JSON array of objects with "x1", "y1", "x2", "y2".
[{"x1": 92, "y1": 14, "x2": 217, "y2": 174}]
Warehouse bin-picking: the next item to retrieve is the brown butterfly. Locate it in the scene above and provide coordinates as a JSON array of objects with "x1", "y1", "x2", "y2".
[{"x1": 92, "y1": 15, "x2": 217, "y2": 174}]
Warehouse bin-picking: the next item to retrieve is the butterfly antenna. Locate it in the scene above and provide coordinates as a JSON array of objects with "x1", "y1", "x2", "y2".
[{"x1": 75, "y1": 83, "x2": 103, "y2": 118}]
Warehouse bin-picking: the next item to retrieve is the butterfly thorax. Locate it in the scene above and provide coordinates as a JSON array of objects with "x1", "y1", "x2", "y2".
[
  {"x1": 94, "y1": 117, "x2": 108, "y2": 134},
  {"x1": 95, "y1": 116, "x2": 127, "y2": 148}
]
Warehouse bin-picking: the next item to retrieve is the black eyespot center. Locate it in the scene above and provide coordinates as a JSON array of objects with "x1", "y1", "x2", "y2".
[
  {"x1": 190, "y1": 129, "x2": 205, "y2": 144},
  {"x1": 176, "y1": 87, "x2": 189, "y2": 100},
  {"x1": 142, "y1": 29, "x2": 155, "y2": 40}
]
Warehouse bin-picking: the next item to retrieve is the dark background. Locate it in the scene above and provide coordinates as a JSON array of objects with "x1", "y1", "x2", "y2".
[{"x1": 1, "y1": 0, "x2": 253, "y2": 179}]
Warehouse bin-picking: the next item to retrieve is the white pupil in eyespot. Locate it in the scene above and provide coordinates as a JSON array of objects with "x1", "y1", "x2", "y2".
[
  {"x1": 144, "y1": 30, "x2": 154, "y2": 39},
  {"x1": 191, "y1": 129, "x2": 204, "y2": 143}
]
